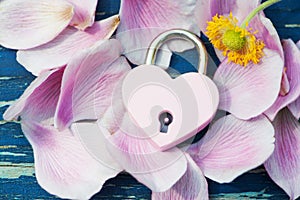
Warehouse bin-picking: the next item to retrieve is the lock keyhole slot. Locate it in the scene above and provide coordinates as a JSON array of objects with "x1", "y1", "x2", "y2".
[{"x1": 159, "y1": 111, "x2": 173, "y2": 133}]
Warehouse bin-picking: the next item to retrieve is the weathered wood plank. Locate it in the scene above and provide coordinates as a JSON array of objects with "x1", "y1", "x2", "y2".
[
  {"x1": 0, "y1": 74, "x2": 291, "y2": 199},
  {"x1": 1, "y1": 0, "x2": 299, "y2": 199}
]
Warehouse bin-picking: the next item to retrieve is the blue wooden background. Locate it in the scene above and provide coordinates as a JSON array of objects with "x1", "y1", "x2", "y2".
[{"x1": 0, "y1": 0, "x2": 299, "y2": 199}]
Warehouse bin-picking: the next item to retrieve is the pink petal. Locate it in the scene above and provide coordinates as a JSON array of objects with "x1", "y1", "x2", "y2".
[
  {"x1": 3, "y1": 67, "x2": 64, "y2": 122},
  {"x1": 279, "y1": 68, "x2": 290, "y2": 96},
  {"x1": 194, "y1": 0, "x2": 213, "y2": 33},
  {"x1": 71, "y1": 121, "x2": 123, "y2": 171},
  {"x1": 152, "y1": 154, "x2": 208, "y2": 200},
  {"x1": 97, "y1": 88, "x2": 126, "y2": 135},
  {"x1": 21, "y1": 121, "x2": 121, "y2": 199},
  {"x1": 154, "y1": 45, "x2": 173, "y2": 70},
  {"x1": 225, "y1": 0, "x2": 258, "y2": 22},
  {"x1": 213, "y1": 49, "x2": 283, "y2": 120},
  {"x1": 250, "y1": 14, "x2": 283, "y2": 57},
  {"x1": 102, "y1": 113, "x2": 187, "y2": 192},
  {"x1": 54, "y1": 39, "x2": 131, "y2": 130},
  {"x1": 0, "y1": 0, "x2": 74, "y2": 49},
  {"x1": 17, "y1": 15, "x2": 120, "y2": 76},
  {"x1": 264, "y1": 109, "x2": 300, "y2": 200},
  {"x1": 117, "y1": 0, "x2": 199, "y2": 64},
  {"x1": 265, "y1": 39, "x2": 300, "y2": 120},
  {"x1": 66, "y1": 0, "x2": 97, "y2": 30},
  {"x1": 297, "y1": 40, "x2": 300, "y2": 49},
  {"x1": 288, "y1": 98, "x2": 300, "y2": 119},
  {"x1": 188, "y1": 114, "x2": 275, "y2": 183}
]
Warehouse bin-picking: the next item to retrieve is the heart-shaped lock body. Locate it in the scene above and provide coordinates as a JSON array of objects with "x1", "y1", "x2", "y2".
[{"x1": 122, "y1": 64, "x2": 219, "y2": 151}]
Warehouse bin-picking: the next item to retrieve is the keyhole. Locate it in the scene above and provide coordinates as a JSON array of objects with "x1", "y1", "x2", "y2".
[{"x1": 159, "y1": 112, "x2": 173, "y2": 133}]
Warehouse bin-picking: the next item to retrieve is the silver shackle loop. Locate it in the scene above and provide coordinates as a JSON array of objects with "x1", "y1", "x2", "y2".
[{"x1": 145, "y1": 29, "x2": 208, "y2": 75}]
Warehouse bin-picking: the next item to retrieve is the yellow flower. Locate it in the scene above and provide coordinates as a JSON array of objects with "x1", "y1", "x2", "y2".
[{"x1": 206, "y1": 13, "x2": 265, "y2": 66}]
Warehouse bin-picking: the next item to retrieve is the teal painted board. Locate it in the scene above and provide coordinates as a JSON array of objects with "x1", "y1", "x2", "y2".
[
  {"x1": 263, "y1": 0, "x2": 300, "y2": 41},
  {"x1": 0, "y1": 0, "x2": 300, "y2": 199}
]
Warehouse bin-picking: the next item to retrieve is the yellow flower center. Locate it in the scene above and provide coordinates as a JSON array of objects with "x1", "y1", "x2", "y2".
[
  {"x1": 205, "y1": 0, "x2": 280, "y2": 66},
  {"x1": 222, "y1": 30, "x2": 246, "y2": 51},
  {"x1": 206, "y1": 13, "x2": 264, "y2": 66}
]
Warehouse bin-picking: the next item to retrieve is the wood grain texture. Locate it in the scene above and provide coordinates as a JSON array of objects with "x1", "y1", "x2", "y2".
[{"x1": 1, "y1": 0, "x2": 299, "y2": 199}]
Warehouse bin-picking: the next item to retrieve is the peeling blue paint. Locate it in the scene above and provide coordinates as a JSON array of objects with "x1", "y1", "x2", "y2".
[
  {"x1": 0, "y1": 162, "x2": 34, "y2": 179},
  {"x1": 0, "y1": 152, "x2": 26, "y2": 157},
  {"x1": 0, "y1": 0, "x2": 299, "y2": 199},
  {"x1": 0, "y1": 100, "x2": 15, "y2": 108}
]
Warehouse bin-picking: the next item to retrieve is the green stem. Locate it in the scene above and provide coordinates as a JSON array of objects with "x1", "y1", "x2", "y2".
[{"x1": 241, "y1": 0, "x2": 281, "y2": 28}]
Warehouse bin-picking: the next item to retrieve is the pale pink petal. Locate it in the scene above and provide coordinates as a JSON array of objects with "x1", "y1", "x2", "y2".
[
  {"x1": 152, "y1": 154, "x2": 208, "y2": 200},
  {"x1": 265, "y1": 39, "x2": 300, "y2": 120},
  {"x1": 217, "y1": 0, "x2": 256, "y2": 22},
  {"x1": 97, "y1": 85, "x2": 126, "y2": 135},
  {"x1": 55, "y1": 39, "x2": 131, "y2": 130},
  {"x1": 21, "y1": 121, "x2": 121, "y2": 199},
  {"x1": 297, "y1": 40, "x2": 300, "y2": 49},
  {"x1": 265, "y1": 109, "x2": 300, "y2": 200},
  {"x1": 150, "y1": 44, "x2": 173, "y2": 70},
  {"x1": 213, "y1": 49, "x2": 283, "y2": 120},
  {"x1": 220, "y1": 0, "x2": 257, "y2": 22},
  {"x1": 102, "y1": 113, "x2": 187, "y2": 192},
  {"x1": 194, "y1": 0, "x2": 213, "y2": 33},
  {"x1": 117, "y1": 0, "x2": 199, "y2": 64},
  {"x1": 288, "y1": 98, "x2": 300, "y2": 119},
  {"x1": 0, "y1": 0, "x2": 74, "y2": 49},
  {"x1": 279, "y1": 69, "x2": 290, "y2": 96},
  {"x1": 66, "y1": 0, "x2": 97, "y2": 30},
  {"x1": 17, "y1": 15, "x2": 120, "y2": 76},
  {"x1": 71, "y1": 121, "x2": 123, "y2": 171},
  {"x1": 250, "y1": 14, "x2": 283, "y2": 57},
  {"x1": 188, "y1": 114, "x2": 275, "y2": 183},
  {"x1": 3, "y1": 67, "x2": 64, "y2": 123}
]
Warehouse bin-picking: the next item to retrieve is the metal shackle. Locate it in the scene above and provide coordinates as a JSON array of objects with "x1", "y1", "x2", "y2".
[{"x1": 145, "y1": 29, "x2": 208, "y2": 75}]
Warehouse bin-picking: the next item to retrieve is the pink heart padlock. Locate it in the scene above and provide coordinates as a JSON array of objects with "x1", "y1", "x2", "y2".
[{"x1": 122, "y1": 29, "x2": 219, "y2": 151}]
